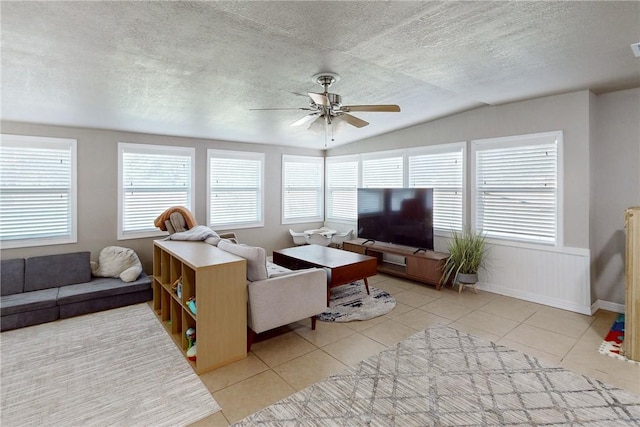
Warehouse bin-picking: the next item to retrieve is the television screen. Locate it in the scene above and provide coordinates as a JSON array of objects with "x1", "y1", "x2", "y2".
[{"x1": 357, "y1": 188, "x2": 434, "y2": 250}]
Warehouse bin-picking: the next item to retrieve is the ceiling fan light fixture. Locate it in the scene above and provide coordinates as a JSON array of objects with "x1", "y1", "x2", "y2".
[
  {"x1": 332, "y1": 115, "x2": 350, "y2": 133},
  {"x1": 307, "y1": 116, "x2": 325, "y2": 134},
  {"x1": 251, "y1": 72, "x2": 399, "y2": 143}
]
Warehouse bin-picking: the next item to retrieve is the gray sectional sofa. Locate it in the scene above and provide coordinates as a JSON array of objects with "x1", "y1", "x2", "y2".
[{"x1": 1, "y1": 252, "x2": 152, "y2": 331}]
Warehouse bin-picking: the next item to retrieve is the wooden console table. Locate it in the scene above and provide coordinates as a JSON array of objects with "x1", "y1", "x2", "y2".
[{"x1": 343, "y1": 239, "x2": 449, "y2": 289}]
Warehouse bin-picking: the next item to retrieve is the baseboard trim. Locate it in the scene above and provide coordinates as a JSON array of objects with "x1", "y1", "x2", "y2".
[
  {"x1": 591, "y1": 299, "x2": 625, "y2": 314},
  {"x1": 476, "y1": 282, "x2": 591, "y2": 315}
]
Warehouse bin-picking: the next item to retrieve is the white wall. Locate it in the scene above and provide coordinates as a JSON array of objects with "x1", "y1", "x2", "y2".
[
  {"x1": 591, "y1": 88, "x2": 640, "y2": 306},
  {"x1": 0, "y1": 122, "x2": 324, "y2": 271}
]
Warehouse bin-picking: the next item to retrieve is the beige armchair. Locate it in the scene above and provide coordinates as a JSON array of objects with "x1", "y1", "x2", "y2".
[
  {"x1": 216, "y1": 239, "x2": 328, "y2": 351},
  {"x1": 246, "y1": 267, "x2": 327, "y2": 350}
]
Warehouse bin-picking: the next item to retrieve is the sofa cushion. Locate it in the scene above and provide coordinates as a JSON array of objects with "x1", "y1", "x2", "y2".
[
  {"x1": 25, "y1": 252, "x2": 91, "y2": 292},
  {"x1": 56, "y1": 272, "x2": 151, "y2": 305},
  {"x1": 59, "y1": 290, "x2": 152, "y2": 319},
  {"x1": 1, "y1": 307, "x2": 59, "y2": 332},
  {"x1": 1, "y1": 258, "x2": 25, "y2": 296},
  {"x1": 0, "y1": 288, "x2": 59, "y2": 316},
  {"x1": 218, "y1": 240, "x2": 268, "y2": 281}
]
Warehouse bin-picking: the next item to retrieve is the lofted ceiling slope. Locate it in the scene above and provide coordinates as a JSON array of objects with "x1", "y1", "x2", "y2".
[{"x1": 1, "y1": 1, "x2": 639, "y2": 149}]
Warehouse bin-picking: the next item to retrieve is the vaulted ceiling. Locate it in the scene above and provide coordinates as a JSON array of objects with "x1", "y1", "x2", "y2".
[{"x1": 1, "y1": 1, "x2": 639, "y2": 149}]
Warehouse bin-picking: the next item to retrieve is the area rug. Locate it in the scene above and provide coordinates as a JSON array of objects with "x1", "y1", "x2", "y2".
[
  {"x1": 0, "y1": 304, "x2": 220, "y2": 427},
  {"x1": 317, "y1": 281, "x2": 396, "y2": 322},
  {"x1": 598, "y1": 313, "x2": 640, "y2": 365},
  {"x1": 233, "y1": 325, "x2": 640, "y2": 425}
]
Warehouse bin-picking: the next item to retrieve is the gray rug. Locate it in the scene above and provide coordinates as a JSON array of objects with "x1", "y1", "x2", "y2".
[
  {"x1": 1, "y1": 304, "x2": 220, "y2": 427},
  {"x1": 317, "y1": 281, "x2": 396, "y2": 322},
  {"x1": 233, "y1": 325, "x2": 640, "y2": 425}
]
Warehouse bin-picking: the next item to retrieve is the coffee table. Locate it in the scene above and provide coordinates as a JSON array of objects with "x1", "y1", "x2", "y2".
[{"x1": 273, "y1": 245, "x2": 378, "y2": 305}]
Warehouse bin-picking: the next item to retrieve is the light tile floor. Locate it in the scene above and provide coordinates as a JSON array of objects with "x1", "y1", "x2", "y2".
[{"x1": 190, "y1": 274, "x2": 640, "y2": 426}]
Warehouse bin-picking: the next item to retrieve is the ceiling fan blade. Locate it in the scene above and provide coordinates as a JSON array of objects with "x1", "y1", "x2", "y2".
[
  {"x1": 308, "y1": 92, "x2": 330, "y2": 107},
  {"x1": 290, "y1": 114, "x2": 319, "y2": 127},
  {"x1": 340, "y1": 113, "x2": 369, "y2": 128},
  {"x1": 249, "y1": 107, "x2": 312, "y2": 111},
  {"x1": 341, "y1": 104, "x2": 401, "y2": 112}
]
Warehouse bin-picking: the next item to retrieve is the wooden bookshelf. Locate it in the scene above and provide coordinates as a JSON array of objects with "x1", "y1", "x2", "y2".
[{"x1": 153, "y1": 240, "x2": 247, "y2": 374}]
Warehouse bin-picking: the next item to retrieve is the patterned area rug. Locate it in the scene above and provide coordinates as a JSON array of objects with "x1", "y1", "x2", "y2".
[
  {"x1": 233, "y1": 325, "x2": 640, "y2": 425},
  {"x1": 0, "y1": 304, "x2": 220, "y2": 427},
  {"x1": 598, "y1": 313, "x2": 640, "y2": 365},
  {"x1": 317, "y1": 281, "x2": 396, "y2": 322}
]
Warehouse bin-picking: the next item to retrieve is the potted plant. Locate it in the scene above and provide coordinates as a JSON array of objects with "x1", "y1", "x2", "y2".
[{"x1": 440, "y1": 228, "x2": 487, "y2": 288}]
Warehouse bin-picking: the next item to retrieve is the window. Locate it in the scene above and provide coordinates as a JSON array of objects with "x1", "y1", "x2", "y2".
[
  {"x1": 325, "y1": 156, "x2": 358, "y2": 222},
  {"x1": 408, "y1": 143, "x2": 465, "y2": 232},
  {"x1": 118, "y1": 143, "x2": 194, "y2": 239},
  {"x1": 361, "y1": 153, "x2": 403, "y2": 188},
  {"x1": 208, "y1": 149, "x2": 264, "y2": 229},
  {"x1": 472, "y1": 131, "x2": 562, "y2": 245},
  {"x1": 0, "y1": 134, "x2": 77, "y2": 248},
  {"x1": 282, "y1": 155, "x2": 324, "y2": 224}
]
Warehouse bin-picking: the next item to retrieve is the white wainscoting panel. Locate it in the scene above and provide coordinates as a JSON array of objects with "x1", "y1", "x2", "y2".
[{"x1": 478, "y1": 243, "x2": 591, "y2": 314}]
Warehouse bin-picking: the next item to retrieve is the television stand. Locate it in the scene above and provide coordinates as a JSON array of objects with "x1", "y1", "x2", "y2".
[{"x1": 343, "y1": 238, "x2": 449, "y2": 290}]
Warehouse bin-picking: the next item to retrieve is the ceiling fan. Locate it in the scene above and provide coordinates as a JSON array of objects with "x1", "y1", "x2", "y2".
[{"x1": 251, "y1": 72, "x2": 401, "y2": 136}]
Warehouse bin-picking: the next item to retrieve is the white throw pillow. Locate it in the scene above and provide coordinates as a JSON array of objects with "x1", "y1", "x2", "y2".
[
  {"x1": 91, "y1": 246, "x2": 143, "y2": 283},
  {"x1": 218, "y1": 240, "x2": 268, "y2": 282}
]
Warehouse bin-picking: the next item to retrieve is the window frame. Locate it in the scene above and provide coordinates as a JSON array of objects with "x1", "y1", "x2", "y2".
[
  {"x1": 281, "y1": 154, "x2": 325, "y2": 225},
  {"x1": 207, "y1": 149, "x2": 265, "y2": 230},
  {"x1": 117, "y1": 142, "x2": 195, "y2": 240},
  {"x1": 0, "y1": 134, "x2": 78, "y2": 249},
  {"x1": 471, "y1": 131, "x2": 563, "y2": 247}
]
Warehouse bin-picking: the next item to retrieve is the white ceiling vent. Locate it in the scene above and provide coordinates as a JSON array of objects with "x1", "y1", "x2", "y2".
[{"x1": 632, "y1": 42, "x2": 640, "y2": 58}]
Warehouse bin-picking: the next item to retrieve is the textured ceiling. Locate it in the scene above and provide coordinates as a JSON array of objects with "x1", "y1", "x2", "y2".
[{"x1": 1, "y1": 1, "x2": 639, "y2": 149}]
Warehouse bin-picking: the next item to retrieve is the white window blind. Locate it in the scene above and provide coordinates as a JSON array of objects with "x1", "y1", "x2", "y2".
[
  {"x1": 409, "y1": 144, "x2": 464, "y2": 231},
  {"x1": 282, "y1": 155, "x2": 324, "y2": 224},
  {"x1": 472, "y1": 132, "x2": 561, "y2": 245},
  {"x1": 118, "y1": 143, "x2": 194, "y2": 239},
  {"x1": 325, "y1": 157, "x2": 358, "y2": 222},
  {"x1": 208, "y1": 150, "x2": 264, "y2": 229},
  {"x1": 361, "y1": 155, "x2": 403, "y2": 188},
  {"x1": 0, "y1": 134, "x2": 77, "y2": 248}
]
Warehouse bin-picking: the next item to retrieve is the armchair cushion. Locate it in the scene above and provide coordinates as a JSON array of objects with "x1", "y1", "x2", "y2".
[
  {"x1": 218, "y1": 240, "x2": 268, "y2": 281},
  {"x1": 266, "y1": 261, "x2": 293, "y2": 279}
]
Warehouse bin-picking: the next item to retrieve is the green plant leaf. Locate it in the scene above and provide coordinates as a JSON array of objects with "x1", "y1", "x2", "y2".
[{"x1": 440, "y1": 228, "x2": 487, "y2": 285}]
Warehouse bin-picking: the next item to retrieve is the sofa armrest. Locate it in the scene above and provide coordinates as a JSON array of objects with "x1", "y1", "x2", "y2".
[{"x1": 247, "y1": 268, "x2": 327, "y2": 334}]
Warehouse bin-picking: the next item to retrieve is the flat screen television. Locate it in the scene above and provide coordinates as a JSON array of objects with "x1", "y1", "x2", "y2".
[{"x1": 357, "y1": 188, "x2": 434, "y2": 250}]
